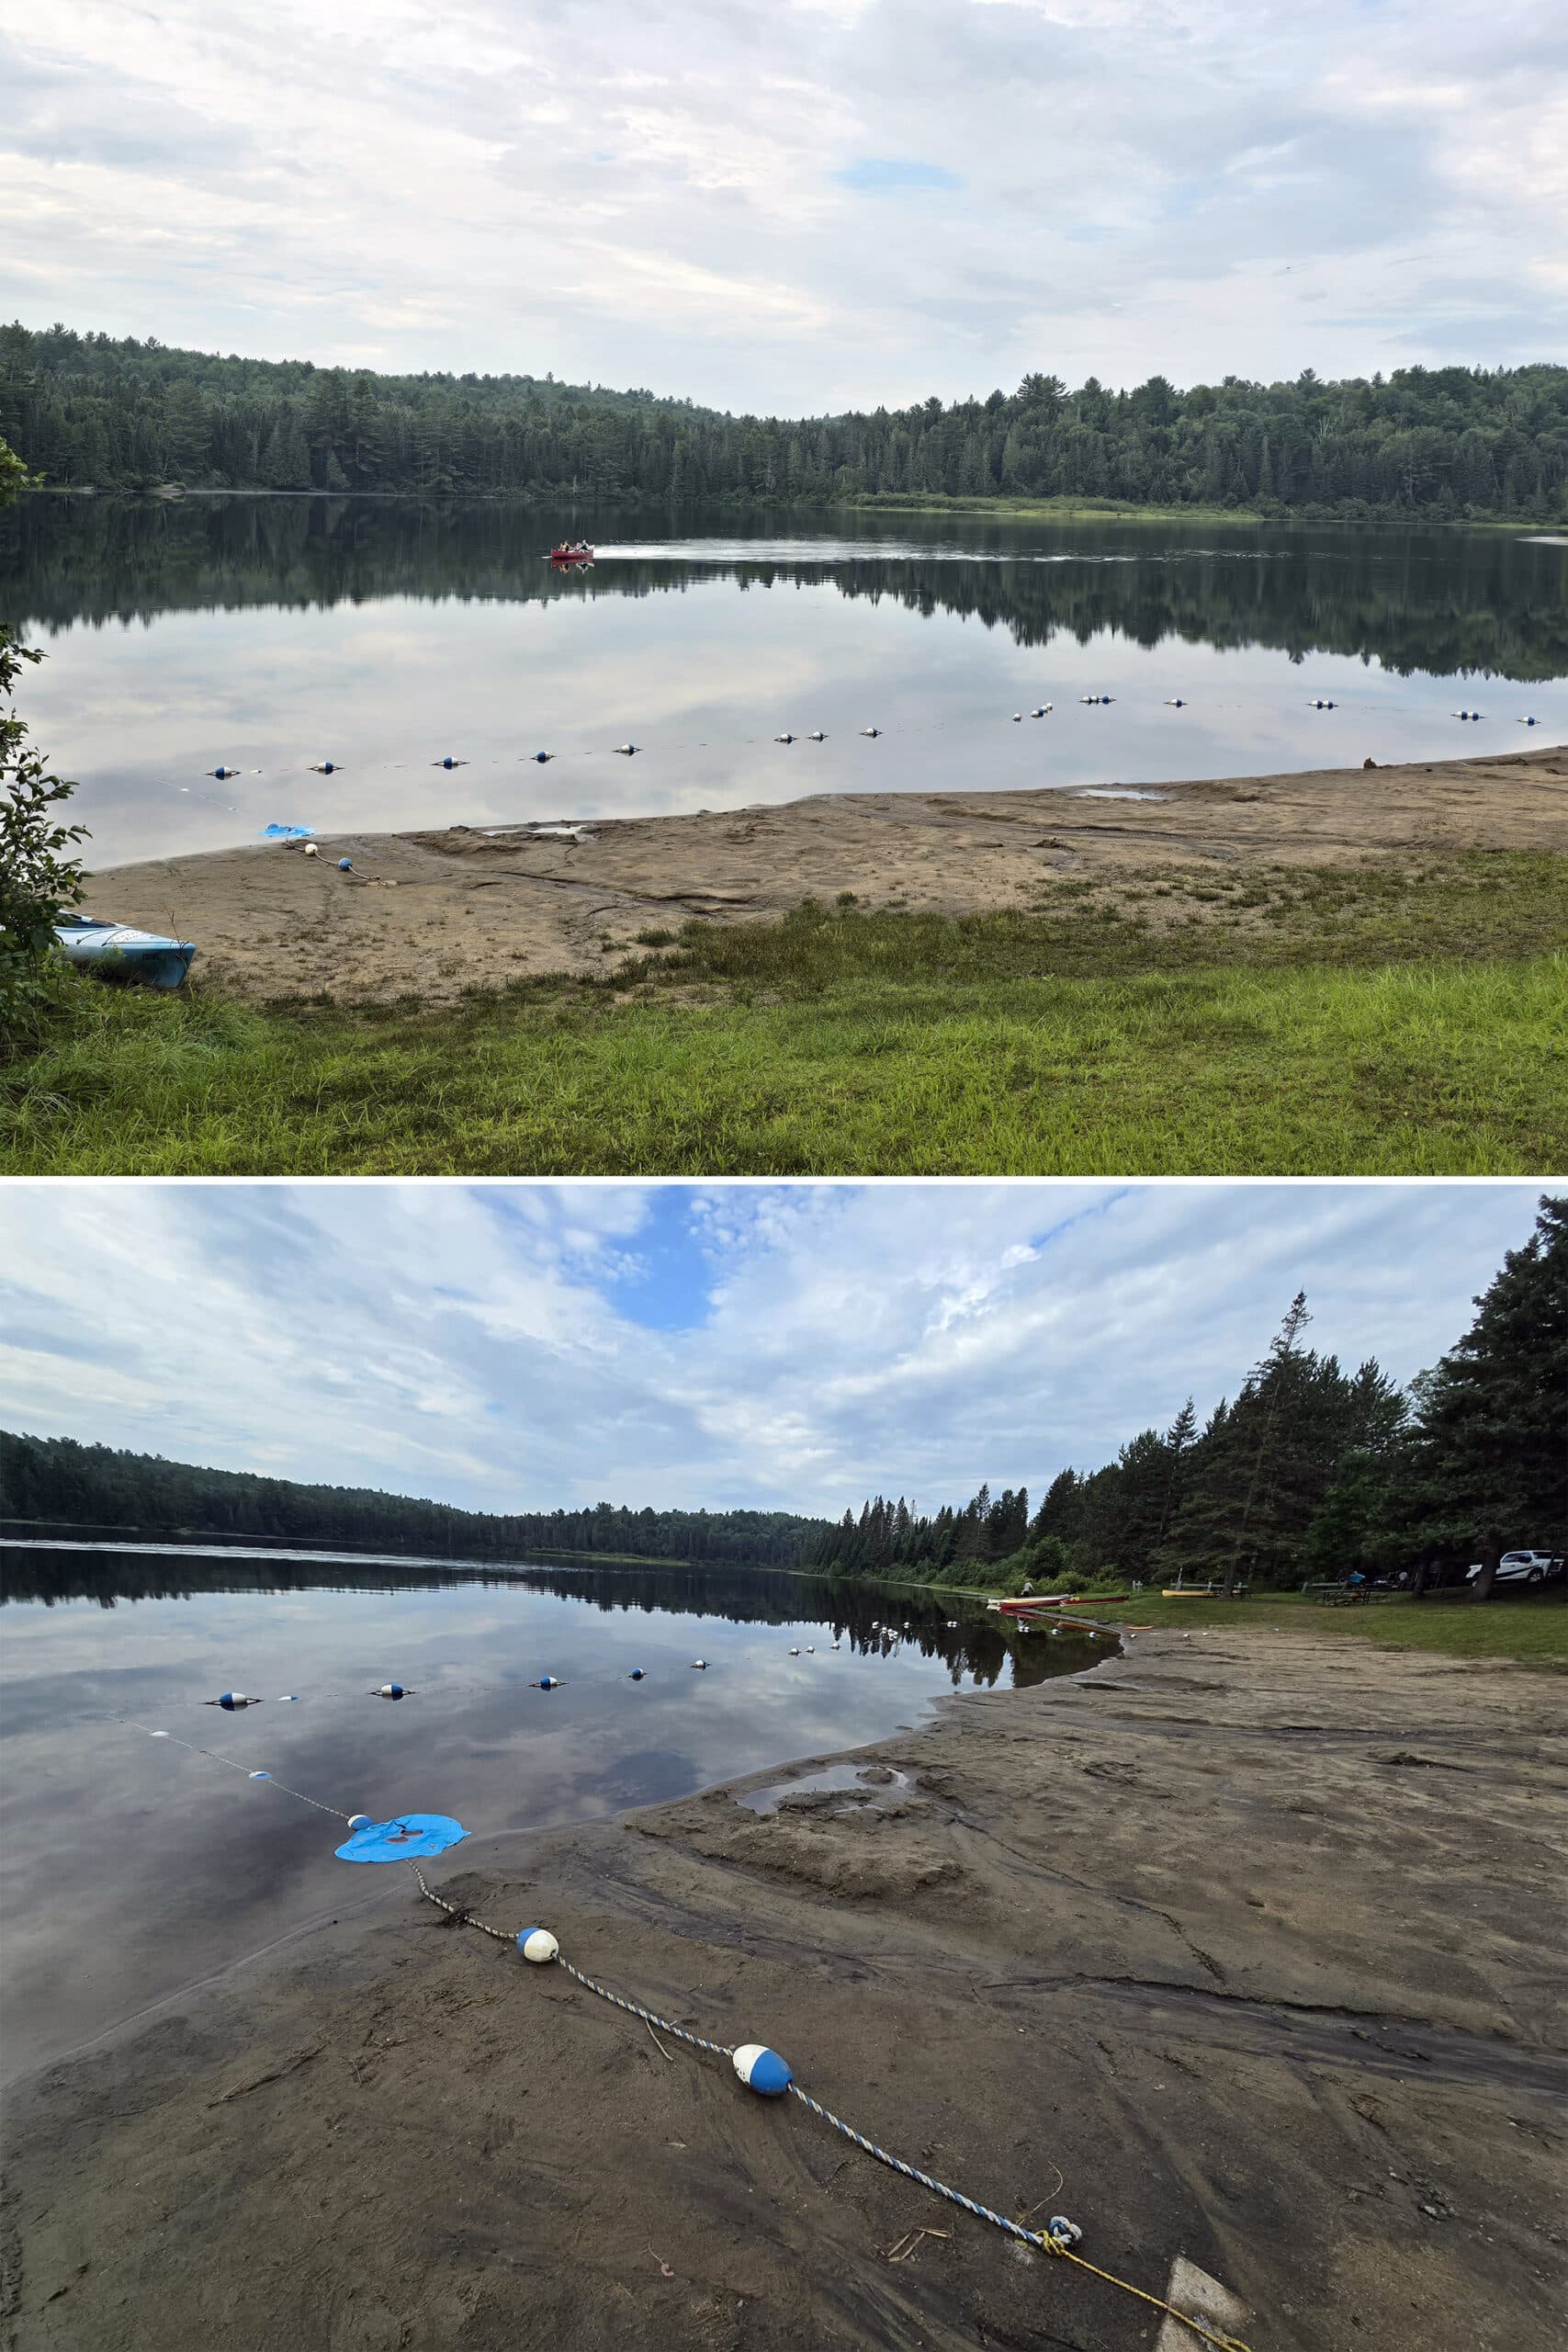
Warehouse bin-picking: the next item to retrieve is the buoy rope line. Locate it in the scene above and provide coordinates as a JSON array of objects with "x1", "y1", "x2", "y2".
[
  {"x1": 408, "y1": 1865, "x2": 1253, "y2": 2352},
  {"x1": 119, "y1": 1719, "x2": 355, "y2": 1821}
]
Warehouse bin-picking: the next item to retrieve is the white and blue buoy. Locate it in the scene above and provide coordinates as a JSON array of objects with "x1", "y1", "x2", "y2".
[
  {"x1": 733, "y1": 2042, "x2": 793, "y2": 2097},
  {"x1": 1308, "y1": 698, "x2": 1337, "y2": 710},
  {"x1": 1518, "y1": 715, "x2": 1540, "y2": 727},
  {"x1": 434, "y1": 756, "x2": 468, "y2": 769},
  {"x1": 1166, "y1": 697, "x2": 1188, "y2": 707},
  {"x1": 530, "y1": 751, "x2": 555, "y2": 763},
  {"x1": 517, "y1": 1928, "x2": 559, "y2": 1963},
  {"x1": 860, "y1": 726, "x2": 882, "y2": 738},
  {"x1": 1080, "y1": 694, "x2": 1114, "y2": 706},
  {"x1": 310, "y1": 760, "x2": 344, "y2": 774},
  {"x1": 207, "y1": 765, "x2": 243, "y2": 779},
  {"x1": 535, "y1": 1675, "x2": 563, "y2": 1690},
  {"x1": 209, "y1": 1692, "x2": 262, "y2": 1710},
  {"x1": 692, "y1": 1658, "x2": 708, "y2": 1670},
  {"x1": 249, "y1": 1770, "x2": 272, "y2": 1781},
  {"x1": 370, "y1": 1683, "x2": 412, "y2": 1701},
  {"x1": 346, "y1": 1814, "x2": 373, "y2": 1832},
  {"x1": 807, "y1": 729, "x2": 827, "y2": 741},
  {"x1": 613, "y1": 743, "x2": 640, "y2": 756},
  {"x1": 1031, "y1": 705, "x2": 1051, "y2": 718},
  {"x1": 775, "y1": 732, "x2": 796, "y2": 744},
  {"x1": 1453, "y1": 709, "x2": 1483, "y2": 721},
  {"x1": 277, "y1": 1694, "x2": 300, "y2": 1702},
  {"x1": 628, "y1": 1667, "x2": 646, "y2": 1680}
]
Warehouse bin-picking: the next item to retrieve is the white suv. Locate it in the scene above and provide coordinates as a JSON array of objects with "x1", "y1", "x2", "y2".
[{"x1": 1465, "y1": 1551, "x2": 1564, "y2": 1586}]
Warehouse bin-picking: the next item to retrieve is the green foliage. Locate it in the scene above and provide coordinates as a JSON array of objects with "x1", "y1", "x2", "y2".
[
  {"x1": 0, "y1": 1428, "x2": 829, "y2": 1566},
  {"x1": 4, "y1": 323, "x2": 1565, "y2": 520},
  {"x1": 1393, "y1": 1200, "x2": 1568, "y2": 1590},
  {"x1": 0, "y1": 433, "x2": 28, "y2": 504},
  {"x1": 0, "y1": 626, "x2": 87, "y2": 1040},
  {"x1": 812, "y1": 1200, "x2": 1564, "y2": 1597}
]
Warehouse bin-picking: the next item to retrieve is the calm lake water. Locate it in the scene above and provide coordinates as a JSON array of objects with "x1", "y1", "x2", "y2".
[
  {"x1": 0, "y1": 1543, "x2": 1097, "y2": 2079},
  {"x1": 3, "y1": 498, "x2": 1564, "y2": 868}
]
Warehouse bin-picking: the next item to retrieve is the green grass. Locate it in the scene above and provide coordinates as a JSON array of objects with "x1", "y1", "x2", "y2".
[
  {"x1": 5, "y1": 857, "x2": 1564, "y2": 1174},
  {"x1": 1072, "y1": 1589, "x2": 1568, "y2": 1667}
]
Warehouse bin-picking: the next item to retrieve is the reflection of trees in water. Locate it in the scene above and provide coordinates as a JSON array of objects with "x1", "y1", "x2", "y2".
[
  {"x1": 3, "y1": 499, "x2": 1563, "y2": 682},
  {"x1": 0, "y1": 1544, "x2": 1082, "y2": 1690}
]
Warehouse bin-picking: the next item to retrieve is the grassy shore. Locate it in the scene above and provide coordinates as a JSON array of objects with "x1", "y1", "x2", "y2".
[
  {"x1": 1046, "y1": 1588, "x2": 1568, "y2": 1665},
  {"x1": 5, "y1": 854, "x2": 1565, "y2": 1174},
  {"x1": 843, "y1": 490, "x2": 1567, "y2": 530}
]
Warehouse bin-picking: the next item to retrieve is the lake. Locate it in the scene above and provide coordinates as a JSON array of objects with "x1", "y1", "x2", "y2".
[
  {"x1": 0, "y1": 1541, "x2": 1099, "y2": 2079},
  {"x1": 3, "y1": 498, "x2": 1564, "y2": 868}
]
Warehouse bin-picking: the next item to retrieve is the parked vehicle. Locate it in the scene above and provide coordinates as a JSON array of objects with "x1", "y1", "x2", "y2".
[{"x1": 1465, "y1": 1551, "x2": 1565, "y2": 1587}]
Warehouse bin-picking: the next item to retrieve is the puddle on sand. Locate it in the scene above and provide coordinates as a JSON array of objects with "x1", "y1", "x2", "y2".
[{"x1": 739, "y1": 1762, "x2": 913, "y2": 1815}]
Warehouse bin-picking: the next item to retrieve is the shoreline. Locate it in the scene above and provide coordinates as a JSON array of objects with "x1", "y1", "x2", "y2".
[
  {"x1": 86, "y1": 744, "x2": 1568, "y2": 1003},
  {"x1": 6, "y1": 1625, "x2": 1564, "y2": 2350}
]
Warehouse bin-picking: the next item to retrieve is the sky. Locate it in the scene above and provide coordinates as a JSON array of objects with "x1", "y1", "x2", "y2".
[
  {"x1": 4, "y1": 0, "x2": 1564, "y2": 412},
  {"x1": 0, "y1": 1182, "x2": 1545, "y2": 1521}
]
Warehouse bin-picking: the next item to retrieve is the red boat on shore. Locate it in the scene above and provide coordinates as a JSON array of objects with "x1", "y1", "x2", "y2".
[{"x1": 548, "y1": 541, "x2": 594, "y2": 566}]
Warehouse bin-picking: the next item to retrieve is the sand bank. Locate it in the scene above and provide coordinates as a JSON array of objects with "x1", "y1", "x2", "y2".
[
  {"x1": 86, "y1": 746, "x2": 1568, "y2": 1002},
  {"x1": 5, "y1": 1628, "x2": 1564, "y2": 2350}
]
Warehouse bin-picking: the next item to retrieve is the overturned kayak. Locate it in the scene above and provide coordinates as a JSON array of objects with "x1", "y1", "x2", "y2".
[{"x1": 54, "y1": 918, "x2": 197, "y2": 989}]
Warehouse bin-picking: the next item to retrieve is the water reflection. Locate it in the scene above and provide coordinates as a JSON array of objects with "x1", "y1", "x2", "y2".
[
  {"x1": 10, "y1": 499, "x2": 1561, "y2": 867},
  {"x1": 0, "y1": 1544, "x2": 1090, "y2": 2075}
]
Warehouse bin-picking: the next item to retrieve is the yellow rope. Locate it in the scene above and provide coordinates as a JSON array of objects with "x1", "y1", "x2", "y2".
[{"x1": 1051, "y1": 2240, "x2": 1252, "y2": 2351}]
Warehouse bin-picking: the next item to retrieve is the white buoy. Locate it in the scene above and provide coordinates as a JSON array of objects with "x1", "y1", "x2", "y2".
[
  {"x1": 806, "y1": 1645, "x2": 816, "y2": 1654},
  {"x1": 733, "y1": 2042, "x2": 793, "y2": 2096},
  {"x1": 303, "y1": 842, "x2": 319, "y2": 858},
  {"x1": 517, "y1": 1928, "x2": 559, "y2": 1963},
  {"x1": 830, "y1": 1640, "x2": 840, "y2": 1650},
  {"x1": 788, "y1": 1646, "x2": 799, "y2": 1656},
  {"x1": 149, "y1": 1729, "x2": 170, "y2": 1738},
  {"x1": 691, "y1": 1658, "x2": 708, "y2": 1670},
  {"x1": 1011, "y1": 712, "x2": 1022, "y2": 722}
]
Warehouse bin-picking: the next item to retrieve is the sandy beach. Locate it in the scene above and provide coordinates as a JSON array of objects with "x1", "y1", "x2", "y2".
[
  {"x1": 5, "y1": 1625, "x2": 1564, "y2": 2351},
  {"x1": 85, "y1": 746, "x2": 1568, "y2": 1002}
]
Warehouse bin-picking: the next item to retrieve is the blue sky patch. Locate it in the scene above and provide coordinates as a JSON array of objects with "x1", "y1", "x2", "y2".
[{"x1": 834, "y1": 158, "x2": 962, "y2": 194}]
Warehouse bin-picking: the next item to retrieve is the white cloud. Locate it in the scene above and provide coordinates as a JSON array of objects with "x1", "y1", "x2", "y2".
[
  {"x1": 1, "y1": 0, "x2": 1562, "y2": 407},
  {"x1": 0, "y1": 1182, "x2": 1544, "y2": 1520}
]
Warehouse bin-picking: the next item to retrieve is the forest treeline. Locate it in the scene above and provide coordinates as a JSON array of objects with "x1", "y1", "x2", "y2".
[
  {"x1": 802, "y1": 1197, "x2": 1566, "y2": 1598},
  {"x1": 0, "y1": 1436, "x2": 826, "y2": 1567},
  {"x1": 4, "y1": 323, "x2": 1565, "y2": 521},
  {"x1": 6, "y1": 492, "x2": 1566, "y2": 681}
]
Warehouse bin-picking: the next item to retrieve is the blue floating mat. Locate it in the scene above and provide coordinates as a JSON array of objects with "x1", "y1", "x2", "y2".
[{"x1": 334, "y1": 1813, "x2": 468, "y2": 1863}]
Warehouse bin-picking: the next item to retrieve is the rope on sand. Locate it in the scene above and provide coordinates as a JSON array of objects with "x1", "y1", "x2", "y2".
[{"x1": 408, "y1": 1862, "x2": 1254, "y2": 2351}]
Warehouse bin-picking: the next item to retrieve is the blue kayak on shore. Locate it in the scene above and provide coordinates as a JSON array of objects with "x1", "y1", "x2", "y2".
[{"x1": 54, "y1": 919, "x2": 197, "y2": 989}]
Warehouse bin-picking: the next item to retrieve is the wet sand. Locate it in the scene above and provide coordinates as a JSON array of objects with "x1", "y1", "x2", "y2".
[
  {"x1": 87, "y1": 746, "x2": 1568, "y2": 1002},
  {"x1": 5, "y1": 1627, "x2": 1564, "y2": 2351}
]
